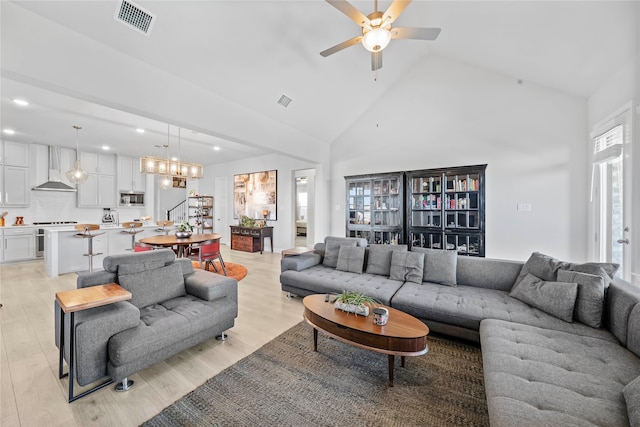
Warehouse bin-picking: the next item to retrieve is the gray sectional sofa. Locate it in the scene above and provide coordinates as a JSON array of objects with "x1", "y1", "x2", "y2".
[
  {"x1": 55, "y1": 249, "x2": 238, "y2": 393},
  {"x1": 280, "y1": 236, "x2": 640, "y2": 426}
]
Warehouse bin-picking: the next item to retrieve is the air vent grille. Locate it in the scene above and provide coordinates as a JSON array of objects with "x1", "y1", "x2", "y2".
[
  {"x1": 277, "y1": 94, "x2": 293, "y2": 108},
  {"x1": 114, "y1": 0, "x2": 156, "y2": 35}
]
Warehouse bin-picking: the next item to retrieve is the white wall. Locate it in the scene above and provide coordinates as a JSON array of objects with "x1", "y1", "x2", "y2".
[
  {"x1": 201, "y1": 154, "x2": 320, "y2": 249},
  {"x1": 331, "y1": 55, "x2": 588, "y2": 262}
]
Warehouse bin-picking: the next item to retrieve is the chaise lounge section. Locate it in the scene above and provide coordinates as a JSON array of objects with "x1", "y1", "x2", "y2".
[{"x1": 280, "y1": 236, "x2": 640, "y2": 426}]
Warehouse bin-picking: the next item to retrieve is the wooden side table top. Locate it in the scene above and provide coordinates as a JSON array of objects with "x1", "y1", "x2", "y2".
[
  {"x1": 56, "y1": 283, "x2": 131, "y2": 313},
  {"x1": 281, "y1": 247, "x2": 313, "y2": 258}
]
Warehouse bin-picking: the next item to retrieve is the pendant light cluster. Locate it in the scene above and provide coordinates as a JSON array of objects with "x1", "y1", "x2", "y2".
[
  {"x1": 65, "y1": 125, "x2": 88, "y2": 184},
  {"x1": 140, "y1": 124, "x2": 204, "y2": 188}
]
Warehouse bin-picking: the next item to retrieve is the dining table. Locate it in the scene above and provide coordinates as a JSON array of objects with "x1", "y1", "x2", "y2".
[{"x1": 139, "y1": 233, "x2": 221, "y2": 258}]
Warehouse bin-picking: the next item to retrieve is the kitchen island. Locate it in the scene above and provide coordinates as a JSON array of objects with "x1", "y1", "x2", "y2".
[{"x1": 45, "y1": 224, "x2": 164, "y2": 277}]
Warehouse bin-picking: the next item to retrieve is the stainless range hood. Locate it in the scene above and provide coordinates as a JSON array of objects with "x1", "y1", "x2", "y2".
[{"x1": 32, "y1": 146, "x2": 77, "y2": 192}]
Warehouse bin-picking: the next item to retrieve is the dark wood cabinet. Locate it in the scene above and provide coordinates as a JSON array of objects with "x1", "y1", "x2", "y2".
[
  {"x1": 406, "y1": 165, "x2": 486, "y2": 256},
  {"x1": 230, "y1": 226, "x2": 273, "y2": 254},
  {"x1": 344, "y1": 172, "x2": 405, "y2": 244}
]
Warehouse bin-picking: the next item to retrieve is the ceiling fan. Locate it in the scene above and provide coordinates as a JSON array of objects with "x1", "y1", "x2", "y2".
[{"x1": 320, "y1": 0, "x2": 441, "y2": 71}]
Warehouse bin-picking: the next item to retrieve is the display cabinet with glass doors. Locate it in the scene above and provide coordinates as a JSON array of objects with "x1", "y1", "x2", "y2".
[{"x1": 345, "y1": 172, "x2": 404, "y2": 244}]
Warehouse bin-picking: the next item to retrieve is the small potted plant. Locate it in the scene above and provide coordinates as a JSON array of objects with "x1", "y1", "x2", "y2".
[
  {"x1": 334, "y1": 290, "x2": 379, "y2": 316},
  {"x1": 175, "y1": 222, "x2": 193, "y2": 238}
]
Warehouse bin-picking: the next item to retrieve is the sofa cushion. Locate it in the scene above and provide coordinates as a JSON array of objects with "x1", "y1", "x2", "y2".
[
  {"x1": 103, "y1": 248, "x2": 175, "y2": 273},
  {"x1": 606, "y1": 278, "x2": 640, "y2": 347},
  {"x1": 118, "y1": 262, "x2": 186, "y2": 308},
  {"x1": 389, "y1": 250, "x2": 424, "y2": 284},
  {"x1": 336, "y1": 245, "x2": 365, "y2": 274},
  {"x1": 456, "y1": 256, "x2": 523, "y2": 292},
  {"x1": 323, "y1": 238, "x2": 357, "y2": 268},
  {"x1": 391, "y1": 281, "x2": 616, "y2": 341},
  {"x1": 513, "y1": 252, "x2": 569, "y2": 287},
  {"x1": 365, "y1": 244, "x2": 407, "y2": 276},
  {"x1": 557, "y1": 269, "x2": 605, "y2": 328},
  {"x1": 509, "y1": 273, "x2": 577, "y2": 322},
  {"x1": 624, "y1": 375, "x2": 640, "y2": 427},
  {"x1": 480, "y1": 318, "x2": 640, "y2": 427},
  {"x1": 568, "y1": 262, "x2": 619, "y2": 289},
  {"x1": 411, "y1": 247, "x2": 457, "y2": 286}
]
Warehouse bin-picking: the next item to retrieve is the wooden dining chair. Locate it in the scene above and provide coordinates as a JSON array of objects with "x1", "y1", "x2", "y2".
[{"x1": 190, "y1": 239, "x2": 226, "y2": 275}]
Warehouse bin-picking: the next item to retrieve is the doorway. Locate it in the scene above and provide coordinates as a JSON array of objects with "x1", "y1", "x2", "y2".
[
  {"x1": 591, "y1": 103, "x2": 632, "y2": 281},
  {"x1": 294, "y1": 169, "x2": 315, "y2": 247}
]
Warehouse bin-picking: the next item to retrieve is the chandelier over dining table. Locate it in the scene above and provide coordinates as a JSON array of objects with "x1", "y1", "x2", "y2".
[{"x1": 139, "y1": 126, "x2": 204, "y2": 180}]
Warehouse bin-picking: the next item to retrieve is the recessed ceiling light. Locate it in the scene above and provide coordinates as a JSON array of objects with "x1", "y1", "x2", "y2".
[
  {"x1": 213, "y1": 146, "x2": 221, "y2": 151},
  {"x1": 2, "y1": 129, "x2": 16, "y2": 135},
  {"x1": 171, "y1": 156, "x2": 178, "y2": 161},
  {"x1": 136, "y1": 128, "x2": 145, "y2": 133},
  {"x1": 12, "y1": 99, "x2": 29, "y2": 106},
  {"x1": 102, "y1": 146, "x2": 110, "y2": 151}
]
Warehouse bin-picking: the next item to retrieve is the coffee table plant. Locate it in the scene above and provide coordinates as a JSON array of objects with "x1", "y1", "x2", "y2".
[{"x1": 334, "y1": 290, "x2": 379, "y2": 316}]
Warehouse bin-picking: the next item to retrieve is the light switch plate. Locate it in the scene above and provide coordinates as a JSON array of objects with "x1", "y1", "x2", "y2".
[{"x1": 517, "y1": 203, "x2": 532, "y2": 212}]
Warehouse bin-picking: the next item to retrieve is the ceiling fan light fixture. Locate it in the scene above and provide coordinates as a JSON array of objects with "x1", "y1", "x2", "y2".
[{"x1": 362, "y1": 27, "x2": 391, "y2": 52}]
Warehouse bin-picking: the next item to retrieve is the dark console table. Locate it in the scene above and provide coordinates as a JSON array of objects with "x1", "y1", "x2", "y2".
[{"x1": 230, "y1": 226, "x2": 273, "y2": 254}]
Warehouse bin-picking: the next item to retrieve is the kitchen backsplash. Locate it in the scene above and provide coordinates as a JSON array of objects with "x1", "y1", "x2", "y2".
[{"x1": 3, "y1": 191, "x2": 148, "y2": 225}]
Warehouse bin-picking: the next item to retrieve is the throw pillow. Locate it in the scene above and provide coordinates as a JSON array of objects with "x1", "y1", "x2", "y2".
[
  {"x1": 624, "y1": 375, "x2": 640, "y2": 427},
  {"x1": 389, "y1": 251, "x2": 425, "y2": 284},
  {"x1": 336, "y1": 245, "x2": 366, "y2": 274},
  {"x1": 365, "y1": 244, "x2": 408, "y2": 276},
  {"x1": 411, "y1": 247, "x2": 457, "y2": 286},
  {"x1": 513, "y1": 252, "x2": 570, "y2": 288},
  {"x1": 567, "y1": 262, "x2": 619, "y2": 289},
  {"x1": 509, "y1": 273, "x2": 578, "y2": 322},
  {"x1": 323, "y1": 239, "x2": 357, "y2": 268},
  {"x1": 118, "y1": 262, "x2": 185, "y2": 308},
  {"x1": 557, "y1": 269, "x2": 605, "y2": 328}
]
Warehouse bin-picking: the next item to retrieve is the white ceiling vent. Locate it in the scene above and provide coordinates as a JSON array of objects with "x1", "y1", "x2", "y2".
[
  {"x1": 114, "y1": 0, "x2": 156, "y2": 36},
  {"x1": 277, "y1": 94, "x2": 293, "y2": 108}
]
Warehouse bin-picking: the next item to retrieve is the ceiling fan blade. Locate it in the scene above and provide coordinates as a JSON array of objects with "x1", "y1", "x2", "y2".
[
  {"x1": 371, "y1": 51, "x2": 383, "y2": 71},
  {"x1": 391, "y1": 27, "x2": 441, "y2": 40},
  {"x1": 320, "y1": 35, "x2": 363, "y2": 57},
  {"x1": 382, "y1": 0, "x2": 412, "y2": 24},
  {"x1": 326, "y1": 0, "x2": 370, "y2": 27}
]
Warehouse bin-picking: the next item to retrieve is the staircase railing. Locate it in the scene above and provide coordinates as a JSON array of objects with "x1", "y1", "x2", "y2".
[{"x1": 167, "y1": 200, "x2": 187, "y2": 224}]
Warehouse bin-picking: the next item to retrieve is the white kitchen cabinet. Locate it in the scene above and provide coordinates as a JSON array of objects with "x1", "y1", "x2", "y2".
[
  {"x1": 3, "y1": 227, "x2": 35, "y2": 262},
  {"x1": 117, "y1": 155, "x2": 145, "y2": 192},
  {"x1": 1, "y1": 141, "x2": 30, "y2": 207},
  {"x1": 4, "y1": 141, "x2": 30, "y2": 167},
  {"x1": 77, "y1": 152, "x2": 116, "y2": 207}
]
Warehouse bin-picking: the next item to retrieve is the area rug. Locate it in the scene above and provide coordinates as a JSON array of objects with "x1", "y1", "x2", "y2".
[
  {"x1": 142, "y1": 322, "x2": 489, "y2": 427},
  {"x1": 191, "y1": 261, "x2": 248, "y2": 281}
]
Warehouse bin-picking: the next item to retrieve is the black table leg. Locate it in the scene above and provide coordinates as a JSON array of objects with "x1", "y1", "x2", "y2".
[
  {"x1": 388, "y1": 354, "x2": 395, "y2": 387},
  {"x1": 313, "y1": 328, "x2": 318, "y2": 352}
]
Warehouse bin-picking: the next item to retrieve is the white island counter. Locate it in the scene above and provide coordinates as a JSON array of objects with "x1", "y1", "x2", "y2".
[{"x1": 45, "y1": 224, "x2": 169, "y2": 277}]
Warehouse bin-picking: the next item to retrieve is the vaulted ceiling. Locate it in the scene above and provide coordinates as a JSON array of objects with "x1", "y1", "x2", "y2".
[{"x1": 2, "y1": 1, "x2": 638, "y2": 164}]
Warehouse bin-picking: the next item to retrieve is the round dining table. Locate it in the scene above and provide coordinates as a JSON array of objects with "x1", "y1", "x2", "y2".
[{"x1": 140, "y1": 233, "x2": 221, "y2": 258}]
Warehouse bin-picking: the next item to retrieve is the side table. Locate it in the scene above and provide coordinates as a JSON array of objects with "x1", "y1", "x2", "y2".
[
  {"x1": 281, "y1": 247, "x2": 313, "y2": 259},
  {"x1": 56, "y1": 283, "x2": 132, "y2": 403}
]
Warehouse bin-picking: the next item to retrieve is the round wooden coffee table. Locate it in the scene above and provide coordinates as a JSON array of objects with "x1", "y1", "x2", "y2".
[{"x1": 303, "y1": 294, "x2": 429, "y2": 386}]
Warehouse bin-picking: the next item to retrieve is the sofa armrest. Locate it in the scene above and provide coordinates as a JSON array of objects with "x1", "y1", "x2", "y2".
[
  {"x1": 184, "y1": 269, "x2": 238, "y2": 304},
  {"x1": 281, "y1": 253, "x2": 322, "y2": 272},
  {"x1": 55, "y1": 299, "x2": 140, "y2": 386}
]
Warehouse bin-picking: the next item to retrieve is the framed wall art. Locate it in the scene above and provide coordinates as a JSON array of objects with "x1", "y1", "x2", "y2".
[{"x1": 234, "y1": 170, "x2": 277, "y2": 220}]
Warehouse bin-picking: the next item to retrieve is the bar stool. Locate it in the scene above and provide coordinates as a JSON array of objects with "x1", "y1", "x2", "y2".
[
  {"x1": 155, "y1": 220, "x2": 174, "y2": 235},
  {"x1": 121, "y1": 222, "x2": 144, "y2": 251},
  {"x1": 74, "y1": 224, "x2": 105, "y2": 273}
]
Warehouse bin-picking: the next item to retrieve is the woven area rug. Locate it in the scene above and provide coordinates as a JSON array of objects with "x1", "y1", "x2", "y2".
[
  {"x1": 191, "y1": 261, "x2": 248, "y2": 281},
  {"x1": 142, "y1": 322, "x2": 489, "y2": 427}
]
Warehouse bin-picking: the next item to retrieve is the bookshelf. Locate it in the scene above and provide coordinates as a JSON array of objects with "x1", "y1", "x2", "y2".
[{"x1": 407, "y1": 165, "x2": 486, "y2": 256}]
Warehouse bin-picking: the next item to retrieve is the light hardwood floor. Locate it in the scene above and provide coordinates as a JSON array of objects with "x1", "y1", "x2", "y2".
[{"x1": 0, "y1": 246, "x2": 304, "y2": 426}]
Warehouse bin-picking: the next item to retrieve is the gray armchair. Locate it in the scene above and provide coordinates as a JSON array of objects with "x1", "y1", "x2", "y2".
[{"x1": 55, "y1": 249, "x2": 238, "y2": 399}]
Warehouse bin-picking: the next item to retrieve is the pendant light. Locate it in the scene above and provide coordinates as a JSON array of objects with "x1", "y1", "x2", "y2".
[
  {"x1": 65, "y1": 125, "x2": 89, "y2": 184},
  {"x1": 158, "y1": 124, "x2": 173, "y2": 190}
]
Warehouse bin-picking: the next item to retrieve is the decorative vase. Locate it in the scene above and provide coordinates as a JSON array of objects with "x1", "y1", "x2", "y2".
[
  {"x1": 334, "y1": 301, "x2": 369, "y2": 316},
  {"x1": 175, "y1": 231, "x2": 192, "y2": 238}
]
